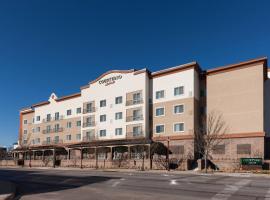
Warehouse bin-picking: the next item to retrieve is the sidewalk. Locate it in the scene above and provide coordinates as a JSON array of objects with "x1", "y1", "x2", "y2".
[{"x1": 0, "y1": 181, "x2": 16, "y2": 200}]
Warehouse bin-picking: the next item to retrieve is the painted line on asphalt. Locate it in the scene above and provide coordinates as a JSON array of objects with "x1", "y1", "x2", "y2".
[
  {"x1": 112, "y1": 181, "x2": 120, "y2": 187},
  {"x1": 170, "y1": 180, "x2": 178, "y2": 185},
  {"x1": 211, "y1": 179, "x2": 251, "y2": 200}
]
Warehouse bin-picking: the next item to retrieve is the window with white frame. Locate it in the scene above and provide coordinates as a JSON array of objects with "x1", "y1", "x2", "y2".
[
  {"x1": 155, "y1": 107, "x2": 165, "y2": 116},
  {"x1": 23, "y1": 120, "x2": 27, "y2": 124},
  {"x1": 66, "y1": 134, "x2": 72, "y2": 141},
  {"x1": 76, "y1": 120, "x2": 81, "y2": 127},
  {"x1": 23, "y1": 130, "x2": 27, "y2": 134},
  {"x1": 174, "y1": 105, "x2": 184, "y2": 114},
  {"x1": 156, "y1": 90, "x2": 165, "y2": 99},
  {"x1": 67, "y1": 109, "x2": 72, "y2": 116},
  {"x1": 55, "y1": 112, "x2": 60, "y2": 120},
  {"x1": 115, "y1": 96, "x2": 123, "y2": 104},
  {"x1": 115, "y1": 128, "x2": 123, "y2": 136},
  {"x1": 66, "y1": 122, "x2": 72, "y2": 128},
  {"x1": 47, "y1": 114, "x2": 51, "y2": 121},
  {"x1": 76, "y1": 107, "x2": 81, "y2": 114},
  {"x1": 100, "y1": 114, "x2": 106, "y2": 122},
  {"x1": 115, "y1": 112, "x2": 123, "y2": 120},
  {"x1": 133, "y1": 93, "x2": 141, "y2": 103},
  {"x1": 99, "y1": 130, "x2": 106, "y2": 137},
  {"x1": 54, "y1": 136, "x2": 59, "y2": 143},
  {"x1": 133, "y1": 126, "x2": 142, "y2": 136},
  {"x1": 100, "y1": 100, "x2": 106, "y2": 107},
  {"x1": 174, "y1": 86, "x2": 184, "y2": 96},
  {"x1": 155, "y1": 125, "x2": 165, "y2": 133},
  {"x1": 76, "y1": 134, "x2": 81, "y2": 140},
  {"x1": 36, "y1": 116, "x2": 40, "y2": 121},
  {"x1": 174, "y1": 123, "x2": 184, "y2": 132}
]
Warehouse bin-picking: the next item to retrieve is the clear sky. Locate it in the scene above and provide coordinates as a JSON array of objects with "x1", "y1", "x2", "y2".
[{"x1": 0, "y1": 0, "x2": 269, "y2": 147}]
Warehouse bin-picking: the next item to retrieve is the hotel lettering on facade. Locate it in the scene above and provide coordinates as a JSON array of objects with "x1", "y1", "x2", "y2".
[{"x1": 15, "y1": 57, "x2": 270, "y2": 170}]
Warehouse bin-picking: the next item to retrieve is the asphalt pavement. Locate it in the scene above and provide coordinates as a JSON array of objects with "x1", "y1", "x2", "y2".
[{"x1": 0, "y1": 168, "x2": 270, "y2": 200}]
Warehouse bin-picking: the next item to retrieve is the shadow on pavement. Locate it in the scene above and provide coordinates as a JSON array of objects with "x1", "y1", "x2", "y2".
[{"x1": 0, "y1": 168, "x2": 119, "y2": 199}]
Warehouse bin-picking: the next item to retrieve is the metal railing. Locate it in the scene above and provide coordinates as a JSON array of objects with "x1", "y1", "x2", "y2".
[
  {"x1": 126, "y1": 99, "x2": 143, "y2": 106},
  {"x1": 83, "y1": 107, "x2": 96, "y2": 114},
  {"x1": 126, "y1": 115, "x2": 143, "y2": 122},
  {"x1": 42, "y1": 139, "x2": 63, "y2": 145},
  {"x1": 42, "y1": 127, "x2": 64, "y2": 134},
  {"x1": 83, "y1": 135, "x2": 96, "y2": 142},
  {"x1": 83, "y1": 122, "x2": 96, "y2": 128},
  {"x1": 126, "y1": 131, "x2": 144, "y2": 139},
  {"x1": 42, "y1": 115, "x2": 64, "y2": 123}
]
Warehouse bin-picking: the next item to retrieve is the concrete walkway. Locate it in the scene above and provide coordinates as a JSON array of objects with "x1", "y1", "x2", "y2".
[{"x1": 0, "y1": 181, "x2": 16, "y2": 200}]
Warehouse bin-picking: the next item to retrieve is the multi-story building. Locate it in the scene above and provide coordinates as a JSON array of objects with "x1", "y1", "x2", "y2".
[{"x1": 14, "y1": 57, "x2": 270, "y2": 170}]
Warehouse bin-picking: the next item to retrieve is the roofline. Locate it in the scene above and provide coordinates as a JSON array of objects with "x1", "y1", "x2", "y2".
[
  {"x1": 55, "y1": 92, "x2": 81, "y2": 102},
  {"x1": 206, "y1": 57, "x2": 267, "y2": 75},
  {"x1": 150, "y1": 61, "x2": 200, "y2": 78}
]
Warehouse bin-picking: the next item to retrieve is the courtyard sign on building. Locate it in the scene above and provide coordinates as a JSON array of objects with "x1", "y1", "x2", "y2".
[{"x1": 99, "y1": 75, "x2": 122, "y2": 86}]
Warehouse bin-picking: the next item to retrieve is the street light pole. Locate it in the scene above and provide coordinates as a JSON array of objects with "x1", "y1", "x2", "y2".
[{"x1": 167, "y1": 137, "x2": 170, "y2": 171}]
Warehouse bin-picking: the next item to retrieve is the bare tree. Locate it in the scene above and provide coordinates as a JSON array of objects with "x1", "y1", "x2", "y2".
[{"x1": 195, "y1": 110, "x2": 228, "y2": 173}]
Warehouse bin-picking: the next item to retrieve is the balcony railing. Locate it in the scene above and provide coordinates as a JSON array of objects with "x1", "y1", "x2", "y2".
[
  {"x1": 83, "y1": 107, "x2": 96, "y2": 114},
  {"x1": 83, "y1": 122, "x2": 96, "y2": 128},
  {"x1": 126, "y1": 115, "x2": 143, "y2": 122},
  {"x1": 83, "y1": 135, "x2": 96, "y2": 142},
  {"x1": 42, "y1": 127, "x2": 64, "y2": 134},
  {"x1": 126, "y1": 99, "x2": 143, "y2": 106},
  {"x1": 42, "y1": 116, "x2": 64, "y2": 123},
  {"x1": 42, "y1": 139, "x2": 63, "y2": 145},
  {"x1": 126, "y1": 131, "x2": 144, "y2": 139}
]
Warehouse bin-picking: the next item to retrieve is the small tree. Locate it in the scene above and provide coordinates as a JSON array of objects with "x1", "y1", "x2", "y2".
[{"x1": 195, "y1": 110, "x2": 228, "y2": 173}]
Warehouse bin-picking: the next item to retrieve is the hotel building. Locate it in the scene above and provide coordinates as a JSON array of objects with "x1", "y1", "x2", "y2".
[{"x1": 14, "y1": 57, "x2": 270, "y2": 170}]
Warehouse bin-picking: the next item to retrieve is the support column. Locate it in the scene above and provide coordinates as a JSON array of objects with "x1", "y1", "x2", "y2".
[
  {"x1": 29, "y1": 150, "x2": 32, "y2": 168},
  {"x1": 80, "y1": 148, "x2": 83, "y2": 169},
  {"x1": 128, "y1": 145, "x2": 131, "y2": 160},
  {"x1": 53, "y1": 149, "x2": 56, "y2": 168},
  {"x1": 67, "y1": 148, "x2": 70, "y2": 160},
  {"x1": 95, "y1": 147, "x2": 98, "y2": 169}
]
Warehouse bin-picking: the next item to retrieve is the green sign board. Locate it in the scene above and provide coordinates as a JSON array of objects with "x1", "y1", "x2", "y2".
[{"x1": 240, "y1": 158, "x2": 262, "y2": 166}]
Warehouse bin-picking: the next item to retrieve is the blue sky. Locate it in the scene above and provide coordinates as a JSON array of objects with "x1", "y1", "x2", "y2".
[{"x1": 0, "y1": 0, "x2": 270, "y2": 147}]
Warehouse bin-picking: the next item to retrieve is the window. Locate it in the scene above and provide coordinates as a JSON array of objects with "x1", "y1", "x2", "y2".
[
  {"x1": 55, "y1": 124, "x2": 60, "y2": 131},
  {"x1": 36, "y1": 127, "x2": 40, "y2": 132},
  {"x1": 23, "y1": 140, "x2": 27, "y2": 144},
  {"x1": 133, "y1": 109, "x2": 142, "y2": 120},
  {"x1": 23, "y1": 120, "x2": 27, "y2": 124},
  {"x1": 76, "y1": 134, "x2": 81, "y2": 140},
  {"x1": 36, "y1": 116, "x2": 40, "y2": 121},
  {"x1": 115, "y1": 112, "x2": 123, "y2": 120},
  {"x1": 213, "y1": 145, "x2": 225, "y2": 154},
  {"x1": 174, "y1": 123, "x2": 184, "y2": 132},
  {"x1": 76, "y1": 107, "x2": 81, "y2": 114},
  {"x1": 156, "y1": 90, "x2": 165, "y2": 99},
  {"x1": 133, "y1": 126, "x2": 142, "y2": 136},
  {"x1": 36, "y1": 138, "x2": 40, "y2": 144},
  {"x1": 67, "y1": 122, "x2": 72, "y2": 128},
  {"x1": 174, "y1": 86, "x2": 184, "y2": 96},
  {"x1": 67, "y1": 109, "x2": 72, "y2": 116},
  {"x1": 86, "y1": 103, "x2": 94, "y2": 112},
  {"x1": 46, "y1": 137, "x2": 50, "y2": 143},
  {"x1": 115, "y1": 96, "x2": 122, "y2": 104},
  {"x1": 32, "y1": 128, "x2": 35, "y2": 133},
  {"x1": 133, "y1": 93, "x2": 141, "y2": 102},
  {"x1": 100, "y1": 100, "x2": 106, "y2": 107},
  {"x1": 32, "y1": 118, "x2": 35, "y2": 123},
  {"x1": 55, "y1": 112, "x2": 60, "y2": 120},
  {"x1": 99, "y1": 130, "x2": 106, "y2": 137},
  {"x1": 47, "y1": 114, "x2": 51, "y2": 122},
  {"x1": 115, "y1": 128, "x2": 123, "y2": 136},
  {"x1": 66, "y1": 135, "x2": 72, "y2": 141},
  {"x1": 23, "y1": 130, "x2": 27, "y2": 134},
  {"x1": 155, "y1": 107, "x2": 165, "y2": 116},
  {"x1": 76, "y1": 120, "x2": 81, "y2": 127},
  {"x1": 46, "y1": 125, "x2": 51, "y2": 132},
  {"x1": 100, "y1": 115, "x2": 106, "y2": 122},
  {"x1": 237, "y1": 144, "x2": 251, "y2": 155},
  {"x1": 54, "y1": 136, "x2": 59, "y2": 143},
  {"x1": 156, "y1": 125, "x2": 164, "y2": 133},
  {"x1": 174, "y1": 105, "x2": 184, "y2": 114}
]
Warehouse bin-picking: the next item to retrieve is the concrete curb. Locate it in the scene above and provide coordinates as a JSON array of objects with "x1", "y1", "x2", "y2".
[{"x1": 0, "y1": 181, "x2": 16, "y2": 200}]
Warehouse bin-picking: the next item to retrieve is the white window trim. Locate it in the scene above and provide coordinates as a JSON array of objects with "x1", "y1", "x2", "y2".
[
  {"x1": 174, "y1": 86, "x2": 184, "y2": 96},
  {"x1": 115, "y1": 128, "x2": 123, "y2": 136},
  {"x1": 173, "y1": 104, "x2": 185, "y2": 115},
  {"x1": 100, "y1": 114, "x2": 106, "y2": 122},
  {"x1": 155, "y1": 124, "x2": 165, "y2": 134},
  {"x1": 155, "y1": 90, "x2": 165, "y2": 99},
  {"x1": 173, "y1": 122, "x2": 185, "y2": 133},
  {"x1": 155, "y1": 107, "x2": 165, "y2": 117},
  {"x1": 99, "y1": 129, "x2": 106, "y2": 137},
  {"x1": 115, "y1": 112, "x2": 123, "y2": 120}
]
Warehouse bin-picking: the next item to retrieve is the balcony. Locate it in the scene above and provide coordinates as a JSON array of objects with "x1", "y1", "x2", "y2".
[
  {"x1": 42, "y1": 116, "x2": 64, "y2": 123},
  {"x1": 83, "y1": 135, "x2": 96, "y2": 142},
  {"x1": 126, "y1": 99, "x2": 143, "y2": 106},
  {"x1": 42, "y1": 127, "x2": 64, "y2": 134},
  {"x1": 83, "y1": 122, "x2": 96, "y2": 128},
  {"x1": 126, "y1": 115, "x2": 143, "y2": 122},
  {"x1": 126, "y1": 131, "x2": 144, "y2": 139},
  {"x1": 42, "y1": 139, "x2": 63, "y2": 145},
  {"x1": 83, "y1": 107, "x2": 96, "y2": 114}
]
